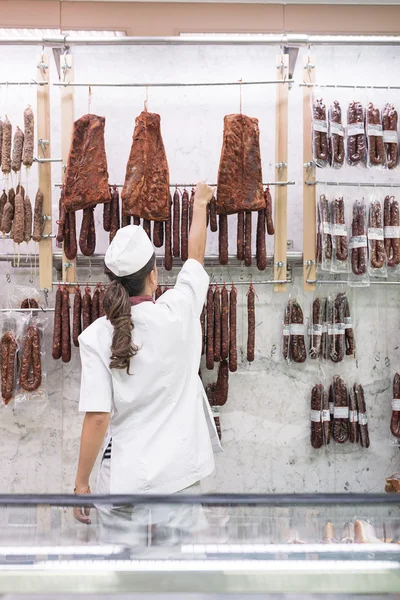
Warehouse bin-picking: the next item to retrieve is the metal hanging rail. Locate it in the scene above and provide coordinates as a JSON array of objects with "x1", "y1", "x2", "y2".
[
  {"x1": 0, "y1": 80, "x2": 47, "y2": 86},
  {"x1": 51, "y1": 279, "x2": 289, "y2": 288},
  {"x1": 54, "y1": 79, "x2": 293, "y2": 89},
  {"x1": 305, "y1": 181, "x2": 400, "y2": 188},
  {"x1": 1, "y1": 34, "x2": 400, "y2": 47},
  {"x1": 54, "y1": 181, "x2": 296, "y2": 188},
  {"x1": 300, "y1": 83, "x2": 400, "y2": 90},
  {"x1": 307, "y1": 278, "x2": 400, "y2": 286},
  {"x1": 0, "y1": 307, "x2": 53, "y2": 313}
]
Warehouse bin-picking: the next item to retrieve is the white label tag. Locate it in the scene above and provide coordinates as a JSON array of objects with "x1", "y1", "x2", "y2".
[
  {"x1": 348, "y1": 123, "x2": 365, "y2": 137},
  {"x1": 349, "y1": 235, "x2": 367, "y2": 249},
  {"x1": 328, "y1": 323, "x2": 345, "y2": 335},
  {"x1": 383, "y1": 130, "x2": 398, "y2": 144},
  {"x1": 314, "y1": 119, "x2": 328, "y2": 133},
  {"x1": 368, "y1": 227, "x2": 384, "y2": 241},
  {"x1": 311, "y1": 409, "x2": 321, "y2": 423},
  {"x1": 330, "y1": 122, "x2": 345, "y2": 137},
  {"x1": 312, "y1": 324, "x2": 323, "y2": 336},
  {"x1": 211, "y1": 406, "x2": 220, "y2": 417},
  {"x1": 349, "y1": 410, "x2": 358, "y2": 423},
  {"x1": 323, "y1": 222, "x2": 331, "y2": 235},
  {"x1": 367, "y1": 123, "x2": 383, "y2": 137},
  {"x1": 392, "y1": 399, "x2": 400, "y2": 411},
  {"x1": 344, "y1": 317, "x2": 353, "y2": 329},
  {"x1": 322, "y1": 324, "x2": 328, "y2": 333},
  {"x1": 334, "y1": 407, "x2": 349, "y2": 419},
  {"x1": 322, "y1": 409, "x2": 330, "y2": 422},
  {"x1": 290, "y1": 324, "x2": 305, "y2": 335},
  {"x1": 329, "y1": 402, "x2": 334, "y2": 414},
  {"x1": 283, "y1": 325, "x2": 291, "y2": 336},
  {"x1": 333, "y1": 223, "x2": 347, "y2": 237},
  {"x1": 359, "y1": 412, "x2": 368, "y2": 426},
  {"x1": 384, "y1": 226, "x2": 400, "y2": 239}
]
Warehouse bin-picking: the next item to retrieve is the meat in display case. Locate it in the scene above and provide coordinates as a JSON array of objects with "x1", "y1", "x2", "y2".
[{"x1": 0, "y1": 493, "x2": 399, "y2": 595}]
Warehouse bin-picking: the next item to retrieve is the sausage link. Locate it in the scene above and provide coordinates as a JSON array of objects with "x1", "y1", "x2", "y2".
[
  {"x1": 153, "y1": 221, "x2": 164, "y2": 248},
  {"x1": 206, "y1": 286, "x2": 214, "y2": 370},
  {"x1": 349, "y1": 384, "x2": 359, "y2": 444},
  {"x1": 13, "y1": 193, "x2": 25, "y2": 245},
  {"x1": 20, "y1": 325, "x2": 42, "y2": 392},
  {"x1": 52, "y1": 286, "x2": 63, "y2": 360},
  {"x1": 256, "y1": 208, "x2": 267, "y2": 271},
  {"x1": 229, "y1": 284, "x2": 237, "y2": 372},
  {"x1": 221, "y1": 285, "x2": 229, "y2": 360},
  {"x1": 319, "y1": 194, "x2": 332, "y2": 261},
  {"x1": 215, "y1": 359, "x2": 229, "y2": 406},
  {"x1": 332, "y1": 375, "x2": 349, "y2": 444},
  {"x1": 265, "y1": 187, "x2": 275, "y2": 235},
  {"x1": 72, "y1": 286, "x2": 82, "y2": 348},
  {"x1": 311, "y1": 384, "x2": 324, "y2": 449},
  {"x1": 173, "y1": 189, "x2": 180, "y2": 258},
  {"x1": 218, "y1": 214, "x2": 228, "y2": 266},
  {"x1": 201, "y1": 305, "x2": 206, "y2": 356},
  {"x1": 322, "y1": 387, "x2": 331, "y2": 445},
  {"x1": 32, "y1": 189, "x2": 44, "y2": 242},
  {"x1": 56, "y1": 187, "x2": 66, "y2": 244},
  {"x1": 79, "y1": 207, "x2": 96, "y2": 256},
  {"x1": 333, "y1": 196, "x2": 348, "y2": 261},
  {"x1": 210, "y1": 196, "x2": 218, "y2": 233},
  {"x1": 369, "y1": 199, "x2": 385, "y2": 269},
  {"x1": 0, "y1": 190, "x2": 7, "y2": 227},
  {"x1": 244, "y1": 211, "x2": 252, "y2": 267},
  {"x1": 133, "y1": 216, "x2": 140, "y2": 226},
  {"x1": 313, "y1": 98, "x2": 329, "y2": 164},
  {"x1": 213, "y1": 285, "x2": 221, "y2": 363},
  {"x1": 91, "y1": 286, "x2": 100, "y2": 323},
  {"x1": 1, "y1": 331, "x2": 17, "y2": 404},
  {"x1": 247, "y1": 283, "x2": 255, "y2": 362},
  {"x1": 22, "y1": 106, "x2": 34, "y2": 168},
  {"x1": 390, "y1": 373, "x2": 400, "y2": 438},
  {"x1": 309, "y1": 297, "x2": 322, "y2": 359},
  {"x1": 61, "y1": 286, "x2": 71, "y2": 363},
  {"x1": 330, "y1": 100, "x2": 345, "y2": 167},
  {"x1": 1, "y1": 116, "x2": 12, "y2": 174},
  {"x1": 189, "y1": 188, "x2": 195, "y2": 230},
  {"x1": 181, "y1": 189, "x2": 189, "y2": 261},
  {"x1": 11, "y1": 126, "x2": 24, "y2": 173},
  {"x1": 367, "y1": 102, "x2": 384, "y2": 166},
  {"x1": 21, "y1": 299, "x2": 39, "y2": 309},
  {"x1": 143, "y1": 219, "x2": 151, "y2": 240},
  {"x1": 355, "y1": 384, "x2": 369, "y2": 448},
  {"x1": 103, "y1": 192, "x2": 112, "y2": 232},
  {"x1": 109, "y1": 185, "x2": 120, "y2": 243},
  {"x1": 383, "y1": 103, "x2": 398, "y2": 169},
  {"x1": 164, "y1": 196, "x2": 173, "y2": 271},
  {"x1": 99, "y1": 286, "x2": 105, "y2": 318},
  {"x1": 347, "y1": 101, "x2": 365, "y2": 165},
  {"x1": 23, "y1": 195, "x2": 32, "y2": 243},
  {"x1": 82, "y1": 286, "x2": 92, "y2": 331},
  {"x1": 121, "y1": 214, "x2": 131, "y2": 227},
  {"x1": 351, "y1": 201, "x2": 367, "y2": 275},
  {"x1": 1, "y1": 195, "x2": 13, "y2": 234},
  {"x1": 64, "y1": 210, "x2": 77, "y2": 260},
  {"x1": 237, "y1": 211, "x2": 245, "y2": 260},
  {"x1": 288, "y1": 299, "x2": 307, "y2": 363}
]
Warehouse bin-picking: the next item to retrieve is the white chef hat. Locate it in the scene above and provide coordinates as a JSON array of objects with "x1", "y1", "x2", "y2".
[{"x1": 105, "y1": 225, "x2": 155, "y2": 277}]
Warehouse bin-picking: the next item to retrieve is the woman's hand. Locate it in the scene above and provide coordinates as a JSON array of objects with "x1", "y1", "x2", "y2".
[
  {"x1": 194, "y1": 182, "x2": 214, "y2": 208},
  {"x1": 73, "y1": 483, "x2": 92, "y2": 524}
]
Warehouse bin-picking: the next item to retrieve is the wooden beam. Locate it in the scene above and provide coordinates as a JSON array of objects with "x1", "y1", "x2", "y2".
[
  {"x1": 60, "y1": 54, "x2": 76, "y2": 287},
  {"x1": 303, "y1": 54, "x2": 316, "y2": 292},
  {"x1": 37, "y1": 53, "x2": 53, "y2": 291},
  {"x1": 273, "y1": 53, "x2": 288, "y2": 292}
]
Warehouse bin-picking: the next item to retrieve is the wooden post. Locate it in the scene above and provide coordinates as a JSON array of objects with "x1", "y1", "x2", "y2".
[
  {"x1": 60, "y1": 54, "x2": 76, "y2": 286},
  {"x1": 303, "y1": 54, "x2": 316, "y2": 291},
  {"x1": 37, "y1": 53, "x2": 53, "y2": 290},
  {"x1": 274, "y1": 54, "x2": 289, "y2": 292}
]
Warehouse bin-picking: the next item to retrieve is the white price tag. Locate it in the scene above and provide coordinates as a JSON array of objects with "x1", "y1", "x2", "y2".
[
  {"x1": 392, "y1": 399, "x2": 400, "y2": 411},
  {"x1": 333, "y1": 223, "x2": 347, "y2": 237},
  {"x1": 328, "y1": 324, "x2": 345, "y2": 335},
  {"x1": 349, "y1": 235, "x2": 367, "y2": 249},
  {"x1": 329, "y1": 402, "x2": 334, "y2": 415},
  {"x1": 311, "y1": 409, "x2": 321, "y2": 423},
  {"x1": 359, "y1": 412, "x2": 368, "y2": 426},
  {"x1": 283, "y1": 325, "x2": 291, "y2": 336},
  {"x1": 349, "y1": 410, "x2": 358, "y2": 423},
  {"x1": 384, "y1": 226, "x2": 400, "y2": 239},
  {"x1": 348, "y1": 123, "x2": 365, "y2": 137},
  {"x1": 312, "y1": 324, "x2": 323, "y2": 336},
  {"x1": 323, "y1": 222, "x2": 332, "y2": 235},
  {"x1": 290, "y1": 324, "x2": 305, "y2": 336},
  {"x1": 211, "y1": 406, "x2": 220, "y2": 417},
  {"x1": 330, "y1": 122, "x2": 345, "y2": 137},
  {"x1": 367, "y1": 123, "x2": 383, "y2": 137},
  {"x1": 314, "y1": 119, "x2": 328, "y2": 133},
  {"x1": 334, "y1": 407, "x2": 349, "y2": 419},
  {"x1": 368, "y1": 227, "x2": 384, "y2": 241},
  {"x1": 344, "y1": 317, "x2": 353, "y2": 329},
  {"x1": 322, "y1": 409, "x2": 331, "y2": 422},
  {"x1": 383, "y1": 130, "x2": 398, "y2": 144}
]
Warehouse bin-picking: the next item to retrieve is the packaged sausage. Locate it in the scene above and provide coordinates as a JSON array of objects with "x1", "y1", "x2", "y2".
[
  {"x1": 368, "y1": 196, "x2": 387, "y2": 278},
  {"x1": 331, "y1": 194, "x2": 349, "y2": 273},
  {"x1": 390, "y1": 373, "x2": 400, "y2": 440},
  {"x1": 343, "y1": 294, "x2": 356, "y2": 357},
  {"x1": 317, "y1": 192, "x2": 332, "y2": 272},
  {"x1": 384, "y1": 195, "x2": 400, "y2": 272},
  {"x1": 310, "y1": 383, "x2": 330, "y2": 449},
  {"x1": 382, "y1": 102, "x2": 399, "y2": 170},
  {"x1": 282, "y1": 297, "x2": 307, "y2": 364},
  {"x1": 312, "y1": 96, "x2": 329, "y2": 167},
  {"x1": 309, "y1": 296, "x2": 324, "y2": 360},
  {"x1": 354, "y1": 382, "x2": 369, "y2": 449},
  {"x1": 329, "y1": 100, "x2": 345, "y2": 168},
  {"x1": 0, "y1": 312, "x2": 24, "y2": 406},
  {"x1": 348, "y1": 199, "x2": 370, "y2": 287},
  {"x1": 332, "y1": 375, "x2": 349, "y2": 444},
  {"x1": 347, "y1": 101, "x2": 366, "y2": 167},
  {"x1": 7, "y1": 284, "x2": 41, "y2": 309},
  {"x1": 14, "y1": 314, "x2": 48, "y2": 417},
  {"x1": 366, "y1": 101, "x2": 386, "y2": 169}
]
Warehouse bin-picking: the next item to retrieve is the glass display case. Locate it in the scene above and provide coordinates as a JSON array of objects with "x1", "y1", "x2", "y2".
[{"x1": 0, "y1": 493, "x2": 399, "y2": 596}]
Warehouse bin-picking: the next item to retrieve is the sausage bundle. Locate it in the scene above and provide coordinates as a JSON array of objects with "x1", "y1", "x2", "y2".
[
  {"x1": 312, "y1": 98, "x2": 329, "y2": 167},
  {"x1": 329, "y1": 100, "x2": 345, "y2": 168},
  {"x1": 390, "y1": 373, "x2": 400, "y2": 439},
  {"x1": 309, "y1": 293, "x2": 355, "y2": 362},
  {"x1": 384, "y1": 195, "x2": 400, "y2": 269},
  {"x1": 1, "y1": 331, "x2": 17, "y2": 404},
  {"x1": 331, "y1": 195, "x2": 349, "y2": 272},
  {"x1": 318, "y1": 194, "x2": 332, "y2": 271},
  {"x1": 349, "y1": 200, "x2": 368, "y2": 284},
  {"x1": 347, "y1": 101, "x2": 366, "y2": 166},
  {"x1": 366, "y1": 102, "x2": 385, "y2": 168},
  {"x1": 382, "y1": 103, "x2": 399, "y2": 170},
  {"x1": 52, "y1": 285, "x2": 71, "y2": 363},
  {"x1": 368, "y1": 199, "x2": 386, "y2": 276},
  {"x1": 282, "y1": 298, "x2": 306, "y2": 363},
  {"x1": 310, "y1": 384, "x2": 330, "y2": 449}
]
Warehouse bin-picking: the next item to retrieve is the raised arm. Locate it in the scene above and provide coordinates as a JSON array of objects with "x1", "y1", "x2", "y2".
[{"x1": 188, "y1": 182, "x2": 214, "y2": 264}]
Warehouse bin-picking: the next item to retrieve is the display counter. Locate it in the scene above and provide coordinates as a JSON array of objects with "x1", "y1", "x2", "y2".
[{"x1": 0, "y1": 493, "x2": 399, "y2": 595}]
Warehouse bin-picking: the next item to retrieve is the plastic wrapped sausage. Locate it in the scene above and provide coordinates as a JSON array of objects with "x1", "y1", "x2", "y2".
[
  {"x1": 318, "y1": 194, "x2": 332, "y2": 271},
  {"x1": 384, "y1": 195, "x2": 400, "y2": 269},
  {"x1": 349, "y1": 200, "x2": 369, "y2": 285},
  {"x1": 20, "y1": 325, "x2": 41, "y2": 392},
  {"x1": 332, "y1": 375, "x2": 349, "y2": 444},
  {"x1": 355, "y1": 383, "x2": 369, "y2": 448},
  {"x1": 309, "y1": 297, "x2": 323, "y2": 360},
  {"x1": 331, "y1": 195, "x2": 349, "y2": 272},
  {"x1": 347, "y1": 101, "x2": 366, "y2": 166},
  {"x1": 382, "y1": 103, "x2": 398, "y2": 170},
  {"x1": 1, "y1": 331, "x2": 17, "y2": 404},
  {"x1": 368, "y1": 198, "x2": 386, "y2": 276},
  {"x1": 366, "y1": 102, "x2": 385, "y2": 168},
  {"x1": 329, "y1": 100, "x2": 345, "y2": 168},
  {"x1": 311, "y1": 384, "x2": 330, "y2": 449},
  {"x1": 283, "y1": 299, "x2": 307, "y2": 363},
  {"x1": 349, "y1": 383, "x2": 359, "y2": 444},
  {"x1": 390, "y1": 373, "x2": 400, "y2": 439},
  {"x1": 313, "y1": 98, "x2": 329, "y2": 167},
  {"x1": 344, "y1": 295, "x2": 355, "y2": 357}
]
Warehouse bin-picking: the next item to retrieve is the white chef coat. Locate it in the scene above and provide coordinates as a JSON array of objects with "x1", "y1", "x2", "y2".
[{"x1": 79, "y1": 258, "x2": 220, "y2": 495}]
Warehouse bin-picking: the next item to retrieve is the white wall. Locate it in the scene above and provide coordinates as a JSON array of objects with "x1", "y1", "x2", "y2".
[{"x1": 0, "y1": 42, "x2": 399, "y2": 494}]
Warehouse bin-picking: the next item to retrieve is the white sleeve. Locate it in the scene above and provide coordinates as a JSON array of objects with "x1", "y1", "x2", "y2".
[
  {"x1": 162, "y1": 258, "x2": 209, "y2": 318},
  {"x1": 79, "y1": 337, "x2": 113, "y2": 413}
]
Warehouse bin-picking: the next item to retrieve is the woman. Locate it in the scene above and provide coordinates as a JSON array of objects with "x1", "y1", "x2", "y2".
[{"x1": 74, "y1": 182, "x2": 220, "y2": 535}]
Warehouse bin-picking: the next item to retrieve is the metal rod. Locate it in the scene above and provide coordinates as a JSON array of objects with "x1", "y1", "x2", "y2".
[
  {"x1": 0, "y1": 234, "x2": 56, "y2": 240},
  {"x1": 0, "y1": 307, "x2": 53, "y2": 312},
  {"x1": 300, "y1": 82, "x2": 400, "y2": 90},
  {"x1": 54, "y1": 181, "x2": 296, "y2": 188},
  {"x1": 307, "y1": 278, "x2": 400, "y2": 286},
  {"x1": 33, "y1": 157, "x2": 62, "y2": 164},
  {"x1": 52, "y1": 279, "x2": 289, "y2": 287},
  {"x1": 53, "y1": 79, "x2": 293, "y2": 88},
  {"x1": 305, "y1": 180, "x2": 400, "y2": 188},
  {"x1": 1, "y1": 34, "x2": 400, "y2": 47},
  {"x1": 0, "y1": 80, "x2": 47, "y2": 86}
]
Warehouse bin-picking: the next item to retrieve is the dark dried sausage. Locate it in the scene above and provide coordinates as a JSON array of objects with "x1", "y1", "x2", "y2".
[
  {"x1": 369, "y1": 200, "x2": 385, "y2": 269},
  {"x1": 64, "y1": 210, "x2": 77, "y2": 260},
  {"x1": 213, "y1": 285, "x2": 221, "y2": 363},
  {"x1": 110, "y1": 185, "x2": 120, "y2": 243},
  {"x1": 52, "y1": 286, "x2": 63, "y2": 360},
  {"x1": 189, "y1": 188, "x2": 195, "y2": 230},
  {"x1": 218, "y1": 214, "x2": 228, "y2": 266},
  {"x1": 355, "y1": 383, "x2": 369, "y2": 448},
  {"x1": 103, "y1": 189, "x2": 112, "y2": 232},
  {"x1": 221, "y1": 285, "x2": 229, "y2": 360},
  {"x1": 210, "y1": 196, "x2": 218, "y2": 233},
  {"x1": 247, "y1": 283, "x2": 255, "y2": 362},
  {"x1": 200, "y1": 305, "x2": 206, "y2": 355},
  {"x1": 133, "y1": 216, "x2": 140, "y2": 226},
  {"x1": 384, "y1": 195, "x2": 400, "y2": 268},
  {"x1": 206, "y1": 286, "x2": 214, "y2": 370},
  {"x1": 367, "y1": 102, "x2": 384, "y2": 166},
  {"x1": 20, "y1": 325, "x2": 41, "y2": 392},
  {"x1": 229, "y1": 284, "x2": 237, "y2": 372},
  {"x1": 1, "y1": 331, "x2": 17, "y2": 404},
  {"x1": 311, "y1": 384, "x2": 324, "y2": 449},
  {"x1": 256, "y1": 208, "x2": 267, "y2": 271},
  {"x1": 347, "y1": 101, "x2": 365, "y2": 166},
  {"x1": 215, "y1": 359, "x2": 229, "y2": 406},
  {"x1": 244, "y1": 211, "x2": 252, "y2": 267},
  {"x1": 82, "y1": 286, "x2": 92, "y2": 331},
  {"x1": 121, "y1": 214, "x2": 131, "y2": 227},
  {"x1": 73, "y1": 286, "x2": 82, "y2": 348},
  {"x1": 164, "y1": 196, "x2": 173, "y2": 271},
  {"x1": 349, "y1": 384, "x2": 359, "y2": 444},
  {"x1": 330, "y1": 100, "x2": 345, "y2": 167},
  {"x1": 173, "y1": 189, "x2": 180, "y2": 258},
  {"x1": 79, "y1": 207, "x2": 96, "y2": 256},
  {"x1": 153, "y1": 221, "x2": 164, "y2": 248},
  {"x1": 344, "y1": 295, "x2": 355, "y2": 356},
  {"x1": 332, "y1": 196, "x2": 348, "y2": 262},
  {"x1": 32, "y1": 189, "x2": 44, "y2": 242},
  {"x1": 56, "y1": 187, "x2": 66, "y2": 244},
  {"x1": 62, "y1": 286, "x2": 71, "y2": 363},
  {"x1": 237, "y1": 212, "x2": 245, "y2": 261},
  {"x1": 91, "y1": 285, "x2": 100, "y2": 323},
  {"x1": 265, "y1": 187, "x2": 275, "y2": 235},
  {"x1": 309, "y1": 297, "x2": 322, "y2": 359},
  {"x1": 181, "y1": 189, "x2": 189, "y2": 261},
  {"x1": 351, "y1": 201, "x2": 367, "y2": 275},
  {"x1": 143, "y1": 219, "x2": 151, "y2": 240},
  {"x1": 313, "y1": 98, "x2": 329, "y2": 164}
]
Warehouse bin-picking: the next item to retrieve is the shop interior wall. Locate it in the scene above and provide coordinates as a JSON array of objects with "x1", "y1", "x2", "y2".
[{"x1": 0, "y1": 41, "x2": 400, "y2": 494}]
